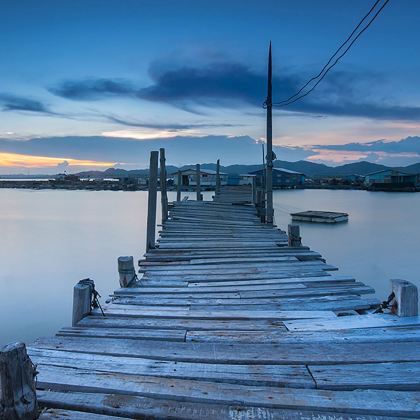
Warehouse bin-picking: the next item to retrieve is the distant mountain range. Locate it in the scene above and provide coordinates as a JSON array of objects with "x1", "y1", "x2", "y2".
[{"x1": 70, "y1": 160, "x2": 420, "y2": 179}]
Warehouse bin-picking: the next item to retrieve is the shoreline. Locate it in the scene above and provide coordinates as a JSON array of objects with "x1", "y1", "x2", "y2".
[{"x1": 0, "y1": 180, "x2": 418, "y2": 192}]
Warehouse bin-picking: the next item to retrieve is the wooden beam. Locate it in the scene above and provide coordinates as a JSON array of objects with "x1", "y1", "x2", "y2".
[{"x1": 146, "y1": 151, "x2": 159, "y2": 251}]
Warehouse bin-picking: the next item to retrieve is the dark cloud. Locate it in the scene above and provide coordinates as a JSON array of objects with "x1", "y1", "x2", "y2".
[
  {"x1": 316, "y1": 136, "x2": 420, "y2": 154},
  {"x1": 0, "y1": 93, "x2": 52, "y2": 114},
  {"x1": 49, "y1": 79, "x2": 136, "y2": 100},
  {"x1": 49, "y1": 59, "x2": 420, "y2": 121},
  {"x1": 105, "y1": 114, "x2": 242, "y2": 130}
]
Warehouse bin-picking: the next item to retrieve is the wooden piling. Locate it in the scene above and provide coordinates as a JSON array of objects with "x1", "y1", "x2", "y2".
[
  {"x1": 288, "y1": 224, "x2": 302, "y2": 247},
  {"x1": 72, "y1": 279, "x2": 93, "y2": 326},
  {"x1": 216, "y1": 159, "x2": 221, "y2": 195},
  {"x1": 159, "y1": 148, "x2": 168, "y2": 224},
  {"x1": 0, "y1": 342, "x2": 37, "y2": 419},
  {"x1": 265, "y1": 42, "x2": 274, "y2": 224},
  {"x1": 256, "y1": 188, "x2": 265, "y2": 222},
  {"x1": 391, "y1": 279, "x2": 418, "y2": 317},
  {"x1": 146, "y1": 151, "x2": 159, "y2": 251},
  {"x1": 118, "y1": 256, "x2": 136, "y2": 288},
  {"x1": 196, "y1": 164, "x2": 202, "y2": 201},
  {"x1": 252, "y1": 176, "x2": 257, "y2": 205},
  {"x1": 176, "y1": 170, "x2": 182, "y2": 202}
]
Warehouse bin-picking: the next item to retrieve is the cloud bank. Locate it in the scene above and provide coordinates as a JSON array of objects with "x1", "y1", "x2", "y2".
[
  {"x1": 0, "y1": 135, "x2": 418, "y2": 172},
  {"x1": 48, "y1": 59, "x2": 420, "y2": 121}
]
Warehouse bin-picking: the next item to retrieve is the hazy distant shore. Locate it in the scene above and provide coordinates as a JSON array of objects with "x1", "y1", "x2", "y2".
[{"x1": 1, "y1": 180, "x2": 418, "y2": 192}]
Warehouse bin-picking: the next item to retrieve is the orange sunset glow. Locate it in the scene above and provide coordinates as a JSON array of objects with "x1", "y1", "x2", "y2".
[{"x1": 0, "y1": 152, "x2": 115, "y2": 168}]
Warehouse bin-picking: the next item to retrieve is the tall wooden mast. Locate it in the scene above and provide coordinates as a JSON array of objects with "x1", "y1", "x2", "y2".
[{"x1": 265, "y1": 42, "x2": 273, "y2": 224}]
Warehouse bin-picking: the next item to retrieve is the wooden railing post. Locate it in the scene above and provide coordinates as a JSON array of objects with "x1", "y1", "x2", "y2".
[
  {"x1": 72, "y1": 279, "x2": 94, "y2": 326},
  {"x1": 391, "y1": 279, "x2": 418, "y2": 317},
  {"x1": 176, "y1": 170, "x2": 182, "y2": 202},
  {"x1": 146, "y1": 151, "x2": 159, "y2": 251},
  {"x1": 288, "y1": 224, "x2": 302, "y2": 247},
  {"x1": 118, "y1": 256, "x2": 136, "y2": 288},
  {"x1": 216, "y1": 159, "x2": 221, "y2": 195},
  {"x1": 0, "y1": 342, "x2": 38, "y2": 419},
  {"x1": 196, "y1": 163, "x2": 202, "y2": 201},
  {"x1": 159, "y1": 148, "x2": 168, "y2": 223}
]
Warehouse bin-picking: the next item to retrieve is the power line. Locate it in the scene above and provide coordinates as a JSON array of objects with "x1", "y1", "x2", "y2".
[
  {"x1": 272, "y1": 0, "x2": 390, "y2": 107},
  {"x1": 275, "y1": 0, "x2": 381, "y2": 105}
]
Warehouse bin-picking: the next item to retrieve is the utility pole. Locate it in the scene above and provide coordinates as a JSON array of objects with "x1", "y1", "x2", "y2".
[{"x1": 265, "y1": 42, "x2": 274, "y2": 224}]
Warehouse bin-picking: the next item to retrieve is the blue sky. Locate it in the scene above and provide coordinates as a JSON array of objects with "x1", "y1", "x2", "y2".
[{"x1": 0, "y1": 0, "x2": 419, "y2": 172}]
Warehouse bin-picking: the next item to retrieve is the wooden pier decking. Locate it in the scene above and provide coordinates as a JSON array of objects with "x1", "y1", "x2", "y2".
[{"x1": 26, "y1": 186, "x2": 420, "y2": 419}]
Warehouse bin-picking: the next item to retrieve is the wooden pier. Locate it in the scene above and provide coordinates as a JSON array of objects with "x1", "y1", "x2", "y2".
[{"x1": 2, "y1": 151, "x2": 420, "y2": 419}]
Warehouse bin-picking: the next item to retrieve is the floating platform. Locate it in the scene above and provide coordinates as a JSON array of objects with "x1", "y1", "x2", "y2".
[{"x1": 291, "y1": 210, "x2": 349, "y2": 223}]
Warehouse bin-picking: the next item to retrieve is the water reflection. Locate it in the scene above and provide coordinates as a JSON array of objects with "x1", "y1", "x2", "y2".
[{"x1": 0, "y1": 189, "x2": 418, "y2": 345}]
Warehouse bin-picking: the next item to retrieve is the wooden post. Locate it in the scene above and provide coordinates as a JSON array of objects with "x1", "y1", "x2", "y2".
[
  {"x1": 256, "y1": 188, "x2": 265, "y2": 223},
  {"x1": 216, "y1": 159, "x2": 221, "y2": 195},
  {"x1": 0, "y1": 342, "x2": 38, "y2": 419},
  {"x1": 146, "y1": 151, "x2": 159, "y2": 251},
  {"x1": 72, "y1": 279, "x2": 94, "y2": 326},
  {"x1": 391, "y1": 279, "x2": 418, "y2": 317},
  {"x1": 265, "y1": 42, "x2": 274, "y2": 224},
  {"x1": 159, "y1": 148, "x2": 168, "y2": 224},
  {"x1": 176, "y1": 170, "x2": 181, "y2": 201},
  {"x1": 288, "y1": 224, "x2": 302, "y2": 247},
  {"x1": 252, "y1": 176, "x2": 257, "y2": 204},
  {"x1": 196, "y1": 163, "x2": 202, "y2": 201},
  {"x1": 118, "y1": 256, "x2": 135, "y2": 288}
]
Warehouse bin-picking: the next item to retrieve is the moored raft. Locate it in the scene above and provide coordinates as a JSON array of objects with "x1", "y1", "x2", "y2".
[{"x1": 291, "y1": 210, "x2": 349, "y2": 223}]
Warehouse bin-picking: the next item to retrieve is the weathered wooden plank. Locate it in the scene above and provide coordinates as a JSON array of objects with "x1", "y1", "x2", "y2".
[
  {"x1": 39, "y1": 408, "x2": 126, "y2": 419},
  {"x1": 57, "y1": 327, "x2": 187, "y2": 341},
  {"x1": 284, "y1": 314, "x2": 420, "y2": 332},
  {"x1": 32, "y1": 365, "x2": 420, "y2": 417},
  {"x1": 111, "y1": 285, "x2": 374, "y2": 301},
  {"x1": 93, "y1": 307, "x2": 337, "y2": 320},
  {"x1": 114, "y1": 282, "x2": 308, "y2": 295},
  {"x1": 142, "y1": 269, "x2": 332, "y2": 282},
  {"x1": 186, "y1": 325, "x2": 420, "y2": 344},
  {"x1": 110, "y1": 296, "x2": 380, "y2": 312},
  {"x1": 309, "y1": 362, "x2": 420, "y2": 391},
  {"x1": 38, "y1": 390, "x2": 399, "y2": 420},
  {"x1": 187, "y1": 274, "x2": 354, "y2": 287},
  {"x1": 31, "y1": 337, "x2": 420, "y2": 365},
  {"x1": 29, "y1": 348, "x2": 315, "y2": 388},
  {"x1": 77, "y1": 315, "x2": 287, "y2": 331},
  {"x1": 140, "y1": 262, "x2": 336, "y2": 274}
]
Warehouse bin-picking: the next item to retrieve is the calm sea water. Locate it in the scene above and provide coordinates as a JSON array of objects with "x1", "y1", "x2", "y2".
[{"x1": 0, "y1": 189, "x2": 418, "y2": 346}]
